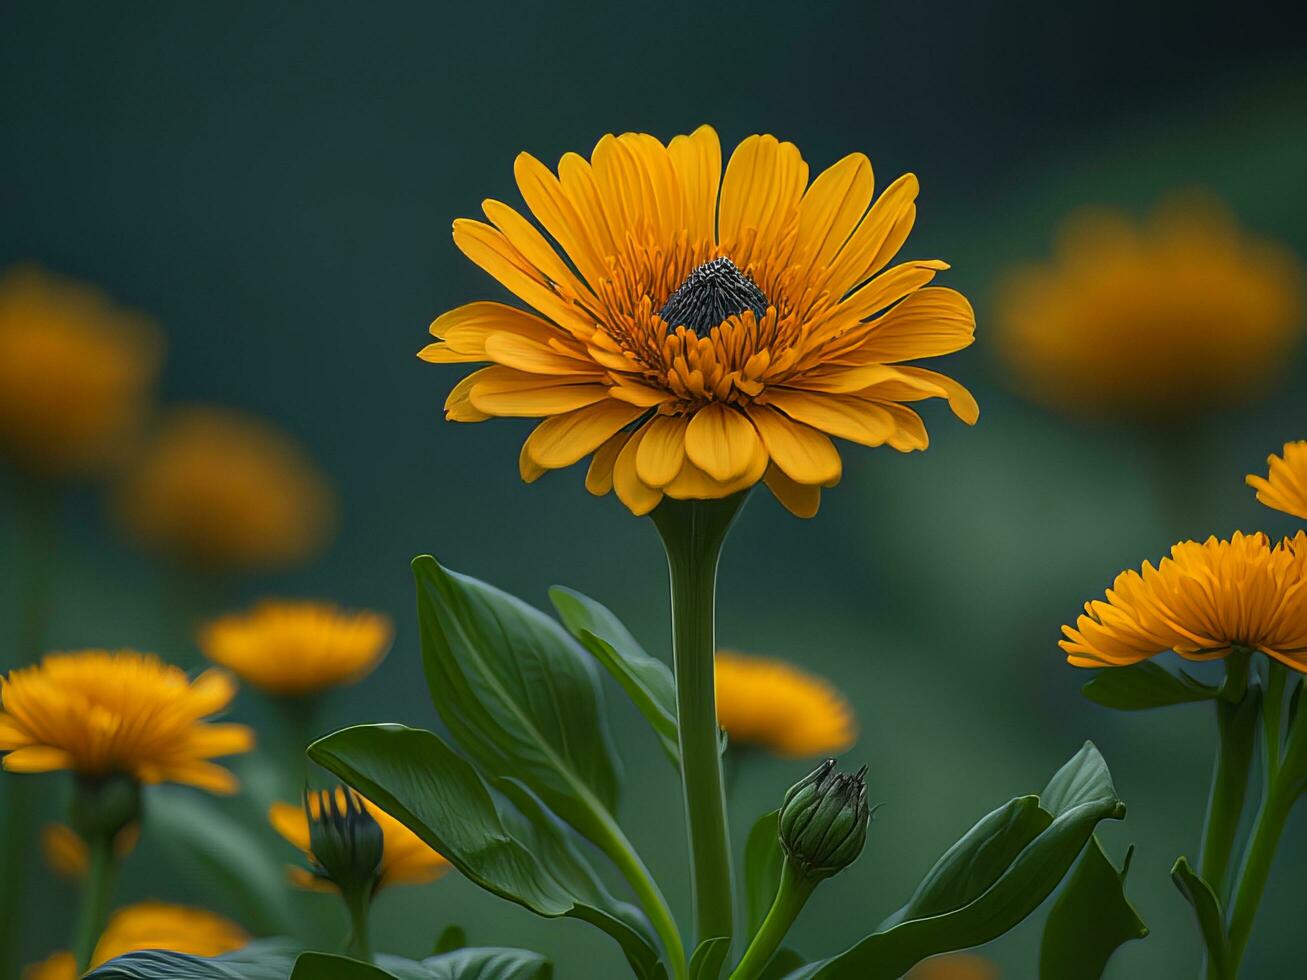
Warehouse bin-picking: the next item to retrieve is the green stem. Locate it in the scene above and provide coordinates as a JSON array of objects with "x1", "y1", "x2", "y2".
[
  {"x1": 651, "y1": 494, "x2": 748, "y2": 949},
  {"x1": 343, "y1": 887, "x2": 373, "y2": 963},
  {"x1": 1260, "y1": 661, "x2": 1287, "y2": 783},
  {"x1": 1225, "y1": 780, "x2": 1293, "y2": 973},
  {"x1": 730, "y1": 862, "x2": 816, "y2": 980},
  {"x1": 72, "y1": 836, "x2": 116, "y2": 971},
  {"x1": 1198, "y1": 684, "x2": 1259, "y2": 904},
  {"x1": 591, "y1": 807, "x2": 687, "y2": 979}
]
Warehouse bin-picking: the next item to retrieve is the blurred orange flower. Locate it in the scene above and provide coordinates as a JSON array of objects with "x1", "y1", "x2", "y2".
[
  {"x1": 907, "y1": 952, "x2": 998, "y2": 979},
  {"x1": 114, "y1": 405, "x2": 334, "y2": 572},
  {"x1": 715, "y1": 650, "x2": 856, "y2": 757},
  {"x1": 41, "y1": 822, "x2": 138, "y2": 879},
  {"x1": 1247, "y1": 441, "x2": 1307, "y2": 520},
  {"x1": 996, "y1": 199, "x2": 1302, "y2": 422},
  {"x1": 0, "y1": 265, "x2": 162, "y2": 478}
]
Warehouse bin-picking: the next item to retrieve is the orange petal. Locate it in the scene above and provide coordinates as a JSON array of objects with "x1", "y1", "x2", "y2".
[
  {"x1": 613, "y1": 424, "x2": 663, "y2": 516},
  {"x1": 635, "y1": 413, "x2": 689, "y2": 487},
  {"x1": 764, "y1": 465, "x2": 822, "y2": 518},
  {"x1": 524, "y1": 400, "x2": 645, "y2": 469},
  {"x1": 685, "y1": 404, "x2": 760, "y2": 482},
  {"x1": 2, "y1": 746, "x2": 73, "y2": 773},
  {"x1": 762, "y1": 390, "x2": 895, "y2": 447},
  {"x1": 747, "y1": 405, "x2": 842, "y2": 485},
  {"x1": 586, "y1": 431, "x2": 628, "y2": 496}
]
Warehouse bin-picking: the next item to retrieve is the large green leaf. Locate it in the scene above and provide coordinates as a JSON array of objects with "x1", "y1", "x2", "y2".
[
  {"x1": 1039, "y1": 837, "x2": 1148, "y2": 979},
  {"x1": 148, "y1": 787, "x2": 295, "y2": 935},
  {"x1": 413, "y1": 557, "x2": 620, "y2": 845},
  {"x1": 786, "y1": 742, "x2": 1126, "y2": 979},
  {"x1": 549, "y1": 586, "x2": 680, "y2": 764},
  {"x1": 309, "y1": 724, "x2": 664, "y2": 980},
  {"x1": 688, "y1": 938, "x2": 730, "y2": 980},
  {"x1": 1081, "y1": 661, "x2": 1217, "y2": 711},
  {"x1": 1171, "y1": 857, "x2": 1229, "y2": 978},
  {"x1": 407, "y1": 948, "x2": 552, "y2": 980},
  {"x1": 291, "y1": 953, "x2": 395, "y2": 979},
  {"x1": 87, "y1": 939, "x2": 300, "y2": 978},
  {"x1": 744, "y1": 810, "x2": 784, "y2": 936}
]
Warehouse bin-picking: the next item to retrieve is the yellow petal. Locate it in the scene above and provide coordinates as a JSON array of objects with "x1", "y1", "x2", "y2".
[
  {"x1": 762, "y1": 390, "x2": 895, "y2": 447},
  {"x1": 482, "y1": 332, "x2": 600, "y2": 376},
  {"x1": 792, "y1": 153, "x2": 875, "y2": 274},
  {"x1": 468, "y1": 369, "x2": 612, "y2": 417},
  {"x1": 835, "y1": 260, "x2": 949, "y2": 324},
  {"x1": 764, "y1": 465, "x2": 822, "y2": 518},
  {"x1": 668, "y1": 125, "x2": 722, "y2": 245},
  {"x1": 514, "y1": 152, "x2": 610, "y2": 288},
  {"x1": 635, "y1": 413, "x2": 689, "y2": 487},
  {"x1": 2, "y1": 746, "x2": 73, "y2": 772},
  {"x1": 613, "y1": 425, "x2": 663, "y2": 516},
  {"x1": 586, "y1": 431, "x2": 628, "y2": 496},
  {"x1": 162, "y1": 761, "x2": 240, "y2": 794},
  {"x1": 268, "y1": 802, "x2": 311, "y2": 851},
  {"x1": 664, "y1": 437, "x2": 768, "y2": 500},
  {"x1": 718, "y1": 135, "x2": 808, "y2": 263},
  {"x1": 481, "y1": 199, "x2": 598, "y2": 308},
  {"x1": 518, "y1": 440, "x2": 546, "y2": 483},
  {"x1": 858, "y1": 287, "x2": 976, "y2": 362},
  {"x1": 685, "y1": 404, "x2": 760, "y2": 482},
  {"x1": 822, "y1": 172, "x2": 920, "y2": 296},
  {"x1": 747, "y1": 405, "x2": 842, "y2": 485},
  {"x1": 524, "y1": 400, "x2": 645, "y2": 469}
]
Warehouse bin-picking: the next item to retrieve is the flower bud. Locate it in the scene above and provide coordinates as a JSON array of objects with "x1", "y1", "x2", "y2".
[
  {"x1": 778, "y1": 759, "x2": 870, "y2": 880},
  {"x1": 305, "y1": 785, "x2": 383, "y2": 898}
]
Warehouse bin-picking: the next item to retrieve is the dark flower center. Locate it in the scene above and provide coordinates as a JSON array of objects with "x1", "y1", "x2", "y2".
[{"x1": 659, "y1": 257, "x2": 768, "y2": 337}]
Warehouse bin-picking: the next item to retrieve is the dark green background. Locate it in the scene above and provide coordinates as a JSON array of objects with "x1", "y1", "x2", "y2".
[{"x1": 3, "y1": 2, "x2": 1306, "y2": 976}]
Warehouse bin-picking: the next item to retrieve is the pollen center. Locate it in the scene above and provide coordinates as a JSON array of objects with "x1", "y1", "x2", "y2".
[{"x1": 658, "y1": 256, "x2": 768, "y2": 337}]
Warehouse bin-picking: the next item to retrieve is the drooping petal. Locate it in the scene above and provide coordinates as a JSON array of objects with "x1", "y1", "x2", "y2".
[
  {"x1": 613, "y1": 424, "x2": 663, "y2": 516},
  {"x1": 685, "y1": 403, "x2": 762, "y2": 482},
  {"x1": 585, "y1": 431, "x2": 628, "y2": 496},
  {"x1": 856, "y1": 287, "x2": 976, "y2": 362},
  {"x1": 467, "y1": 367, "x2": 612, "y2": 417},
  {"x1": 764, "y1": 465, "x2": 823, "y2": 518},
  {"x1": 524, "y1": 400, "x2": 646, "y2": 469},
  {"x1": 747, "y1": 405, "x2": 842, "y2": 485},
  {"x1": 636, "y1": 412, "x2": 690, "y2": 487},
  {"x1": 762, "y1": 389, "x2": 896, "y2": 447}
]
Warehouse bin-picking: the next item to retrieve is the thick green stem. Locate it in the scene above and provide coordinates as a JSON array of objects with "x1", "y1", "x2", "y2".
[
  {"x1": 343, "y1": 887, "x2": 373, "y2": 963},
  {"x1": 1225, "y1": 780, "x2": 1293, "y2": 972},
  {"x1": 1198, "y1": 683, "x2": 1259, "y2": 904},
  {"x1": 730, "y1": 862, "x2": 816, "y2": 980},
  {"x1": 1260, "y1": 662, "x2": 1287, "y2": 783},
  {"x1": 72, "y1": 836, "x2": 115, "y2": 971},
  {"x1": 652, "y1": 494, "x2": 748, "y2": 949}
]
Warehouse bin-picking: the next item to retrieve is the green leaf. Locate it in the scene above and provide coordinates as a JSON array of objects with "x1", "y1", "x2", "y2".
[
  {"x1": 403, "y1": 948, "x2": 553, "y2": 980},
  {"x1": 413, "y1": 557, "x2": 620, "y2": 846},
  {"x1": 434, "y1": 926, "x2": 468, "y2": 955},
  {"x1": 148, "y1": 787, "x2": 295, "y2": 934},
  {"x1": 549, "y1": 586, "x2": 680, "y2": 764},
  {"x1": 1171, "y1": 857, "x2": 1229, "y2": 978},
  {"x1": 1081, "y1": 661, "x2": 1218, "y2": 711},
  {"x1": 309, "y1": 724, "x2": 664, "y2": 980},
  {"x1": 292, "y1": 953, "x2": 396, "y2": 979},
  {"x1": 689, "y1": 938, "x2": 730, "y2": 980},
  {"x1": 744, "y1": 810, "x2": 784, "y2": 936},
  {"x1": 758, "y1": 950, "x2": 805, "y2": 980},
  {"x1": 786, "y1": 742, "x2": 1126, "y2": 979},
  {"x1": 1040, "y1": 837, "x2": 1148, "y2": 979},
  {"x1": 87, "y1": 939, "x2": 300, "y2": 978}
]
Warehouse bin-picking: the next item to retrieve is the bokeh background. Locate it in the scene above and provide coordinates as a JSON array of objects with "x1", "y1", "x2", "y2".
[{"x1": 4, "y1": 1, "x2": 1307, "y2": 976}]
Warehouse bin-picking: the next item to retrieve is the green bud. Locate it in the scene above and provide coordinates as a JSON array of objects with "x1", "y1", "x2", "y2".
[
  {"x1": 778, "y1": 759, "x2": 870, "y2": 880},
  {"x1": 71, "y1": 773, "x2": 142, "y2": 843},
  {"x1": 305, "y1": 785, "x2": 384, "y2": 898}
]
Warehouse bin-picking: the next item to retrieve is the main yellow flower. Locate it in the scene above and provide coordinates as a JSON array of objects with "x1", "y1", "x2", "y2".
[
  {"x1": 421, "y1": 127, "x2": 978, "y2": 517},
  {"x1": 198, "y1": 600, "x2": 393, "y2": 697},
  {"x1": 114, "y1": 406, "x2": 335, "y2": 572},
  {"x1": 25, "y1": 901, "x2": 247, "y2": 980},
  {"x1": 270, "y1": 791, "x2": 451, "y2": 892},
  {"x1": 0, "y1": 265, "x2": 162, "y2": 478},
  {"x1": 715, "y1": 651, "x2": 856, "y2": 757},
  {"x1": 1061, "y1": 532, "x2": 1307, "y2": 671},
  {"x1": 1247, "y1": 441, "x2": 1307, "y2": 520},
  {"x1": 996, "y1": 199, "x2": 1302, "y2": 422},
  {"x1": 0, "y1": 651, "x2": 254, "y2": 793}
]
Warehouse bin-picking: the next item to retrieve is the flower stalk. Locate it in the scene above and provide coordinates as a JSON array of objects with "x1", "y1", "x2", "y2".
[
  {"x1": 730, "y1": 861, "x2": 816, "y2": 980},
  {"x1": 72, "y1": 835, "x2": 116, "y2": 971},
  {"x1": 1197, "y1": 658, "x2": 1259, "y2": 903},
  {"x1": 651, "y1": 493, "x2": 748, "y2": 948}
]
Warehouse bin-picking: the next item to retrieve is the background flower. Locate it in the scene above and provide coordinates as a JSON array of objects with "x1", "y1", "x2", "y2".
[
  {"x1": 198, "y1": 600, "x2": 393, "y2": 697},
  {"x1": 422, "y1": 127, "x2": 977, "y2": 517},
  {"x1": 24, "y1": 902, "x2": 247, "y2": 980},
  {"x1": 715, "y1": 651, "x2": 856, "y2": 757},
  {"x1": 269, "y1": 793, "x2": 450, "y2": 892},
  {"x1": 906, "y1": 953, "x2": 999, "y2": 979},
  {"x1": 995, "y1": 199, "x2": 1302, "y2": 422},
  {"x1": 0, "y1": 651, "x2": 253, "y2": 792},
  {"x1": 40, "y1": 822, "x2": 137, "y2": 879},
  {"x1": 0, "y1": 265, "x2": 162, "y2": 479},
  {"x1": 1247, "y1": 441, "x2": 1307, "y2": 519},
  {"x1": 1061, "y1": 532, "x2": 1307, "y2": 670},
  {"x1": 113, "y1": 405, "x2": 335, "y2": 573}
]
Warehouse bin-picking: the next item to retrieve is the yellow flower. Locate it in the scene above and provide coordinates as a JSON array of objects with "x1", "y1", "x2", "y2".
[
  {"x1": 0, "y1": 651, "x2": 254, "y2": 793},
  {"x1": 1061, "y1": 532, "x2": 1307, "y2": 671},
  {"x1": 907, "y1": 953, "x2": 999, "y2": 979},
  {"x1": 198, "y1": 600, "x2": 393, "y2": 697},
  {"x1": 114, "y1": 405, "x2": 335, "y2": 572},
  {"x1": 421, "y1": 127, "x2": 978, "y2": 518},
  {"x1": 1247, "y1": 441, "x2": 1307, "y2": 520},
  {"x1": 0, "y1": 265, "x2": 162, "y2": 478},
  {"x1": 24, "y1": 901, "x2": 247, "y2": 979},
  {"x1": 41, "y1": 822, "x2": 138, "y2": 879},
  {"x1": 270, "y1": 791, "x2": 451, "y2": 892},
  {"x1": 714, "y1": 651, "x2": 856, "y2": 757},
  {"x1": 995, "y1": 198, "x2": 1302, "y2": 422}
]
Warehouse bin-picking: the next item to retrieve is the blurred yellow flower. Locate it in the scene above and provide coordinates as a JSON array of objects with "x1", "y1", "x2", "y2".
[
  {"x1": 0, "y1": 265, "x2": 162, "y2": 478},
  {"x1": 24, "y1": 901, "x2": 247, "y2": 979},
  {"x1": 422, "y1": 126, "x2": 977, "y2": 518},
  {"x1": 996, "y1": 199, "x2": 1302, "y2": 422},
  {"x1": 1247, "y1": 441, "x2": 1307, "y2": 520},
  {"x1": 198, "y1": 600, "x2": 392, "y2": 697},
  {"x1": 0, "y1": 651, "x2": 253, "y2": 793},
  {"x1": 269, "y1": 791, "x2": 451, "y2": 892},
  {"x1": 907, "y1": 953, "x2": 998, "y2": 979},
  {"x1": 114, "y1": 405, "x2": 334, "y2": 573},
  {"x1": 714, "y1": 651, "x2": 856, "y2": 757},
  {"x1": 41, "y1": 822, "x2": 138, "y2": 879},
  {"x1": 1062, "y1": 532, "x2": 1307, "y2": 671}
]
